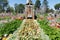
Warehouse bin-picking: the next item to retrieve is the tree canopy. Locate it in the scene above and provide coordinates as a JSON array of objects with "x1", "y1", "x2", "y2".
[
  {"x1": 42, "y1": 0, "x2": 48, "y2": 13},
  {"x1": 6, "y1": 6, "x2": 14, "y2": 13},
  {"x1": 14, "y1": 4, "x2": 25, "y2": 13},
  {"x1": 0, "y1": 0, "x2": 8, "y2": 12},
  {"x1": 54, "y1": 3, "x2": 60, "y2": 10},
  {"x1": 34, "y1": 0, "x2": 41, "y2": 10}
]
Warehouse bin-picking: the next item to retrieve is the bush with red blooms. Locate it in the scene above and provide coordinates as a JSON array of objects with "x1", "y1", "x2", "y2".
[
  {"x1": 16, "y1": 16, "x2": 24, "y2": 20},
  {"x1": 56, "y1": 23, "x2": 60, "y2": 28},
  {"x1": 38, "y1": 19, "x2": 60, "y2": 40},
  {"x1": 47, "y1": 17, "x2": 54, "y2": 20},
  {"x1": 49, "y1": 22, "x2": 56, "y2": 27}
]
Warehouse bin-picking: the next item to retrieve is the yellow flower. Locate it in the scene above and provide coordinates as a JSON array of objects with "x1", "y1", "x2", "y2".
[
  {"x1": 2, "y1": 37, "x2": 7, "y2": 40},
  {"x1": 28, "y1": 28, "x2": 31, "y2": 31},
  {"x1": 9, "y1": 34, "x2": 12, "y2": 37},
  {"x1": 18, "y1": 30, "x2": 21, "y2": 33}
]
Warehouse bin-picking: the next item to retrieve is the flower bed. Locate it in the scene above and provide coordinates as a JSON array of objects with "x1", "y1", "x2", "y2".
[
  {"x1": 0, "y1": 19, "x2": 22, "y2": 37},
  {"x1": 7, "y1": 19, "x2": 49, "y2": 40},
  {"x1": 38, "y1": 19, "x2": 60, "y2": 40}
]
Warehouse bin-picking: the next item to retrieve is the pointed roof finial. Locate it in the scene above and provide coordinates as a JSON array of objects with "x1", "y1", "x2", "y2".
[{"x1": 26, "y1": 0, "x2": 33, "y2": 5}]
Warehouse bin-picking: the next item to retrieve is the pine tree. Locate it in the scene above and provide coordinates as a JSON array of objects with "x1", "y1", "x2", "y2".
[
  {"x1": 35, "y1": 0, "x2": 41, "y2": 10},
  {"x1": 42, "y1": 0, "x2": 48, "y2": 13}
]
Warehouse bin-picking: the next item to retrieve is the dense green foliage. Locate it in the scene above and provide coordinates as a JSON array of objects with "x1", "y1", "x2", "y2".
[
  {"x1": 7, "y1": 19, "x2": 49, "y2": 40},
  {"x1": 14, "y1": 4, "x2": 25, "y2": 13},
  {"x1": 0, "y1": 0, "x2": 8, "y2": 12},
  {"x1": 54, "y1": 3, "x2": 60, "y2": 10},
  {"x1": 43, "y1": 0, "x2": 48, "y2": 7},
  {"x1": 42, "y1": 0, "x2": 49, "y2": 13},
  {"x1": 34, "y1": 0, "x2": 41, "y2": 9},
  {"x1": 6, "y1": 6, "x2": 14, "y2": 13},
  {"x1": 38, "y1": 19, "x2": 60, "y2": 40},
  {"x1": 0, "y1": 19, "x2": 22, "y2": 37}
]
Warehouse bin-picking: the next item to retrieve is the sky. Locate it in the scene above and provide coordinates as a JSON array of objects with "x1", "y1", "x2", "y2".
[{"x1": 8, "y1": 0, "x2": 60, "y2": 9}]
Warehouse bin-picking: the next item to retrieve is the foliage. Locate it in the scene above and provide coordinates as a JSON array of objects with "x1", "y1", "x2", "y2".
[
  {"x1": 49, "y1": 9, "x2": 54, "y2": 13},
  {"x1": 45, "y1": 8, "x2": 54, "y2": 13},
  {"x1": 0, "y1": 0, "x2": 8, "y2": 12},
  {"x1": 6, "y1": 6, "x2": 14, "y2": 13},
  {"x1": 38, "y1": 19, "x2": 60, "y2": 40},
  {"x1": 14, "y1": 4, "x2": 25, "y2": 13},
  {"x1": 0, "y1": 19, "x2": 22, "y2": 37},
  {"x1": 34, "y1": 0, "x2": 41, "y2": 10},
  {"x1": 0, "y1": 5, "x2": 2, "y2": 13},
  {"x1": 14, "y1": 3, "x2": 18, "y2": 13},
  {"x1": 54, "y1": 3, "x2": 60, "y2": 10},
  {"x1": 7, "y1": 19, "x2": 49, "y2": 40},
  {"x1": 42, "y1": 0, "x2": 48, "y2": 13}
]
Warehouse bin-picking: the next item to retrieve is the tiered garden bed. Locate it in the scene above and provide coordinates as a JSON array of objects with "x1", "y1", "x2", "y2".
[
  {"x1": 7, "y1": 19, "x2": 49, "y2": 40},
  {"x1": 0, "y1": 19, "x2": 22, "y2": 37}
]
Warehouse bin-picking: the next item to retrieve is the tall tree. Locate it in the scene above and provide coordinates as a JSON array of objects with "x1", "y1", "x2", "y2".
[
  {"x1": 34, "y1": 0, "x2": 41, "y2": 10},
  {"x1": 42, "y1": 0, "x2": 48, "y2": 13},
  {"x1": 14, "y1": 3, "x2": 18, "y2": 13},
  {"x1": 0, "y1": 5, "x2": 2, "y2": 13},
  {"x1": 0, "y1": 0, "x2": 8, "y2": 12},
  {"x1": 54, "y1": 3, "x2": 60, "y2": 10},
  {"x1": 18, "y1": 4, "x2": 25, "y2": 13},
  {"x1": 6, "y1": 6, "x2": 14, "y2": 13},
  {"x1": 14, "y1": 4, "x2": 25, "y2": 13}
]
